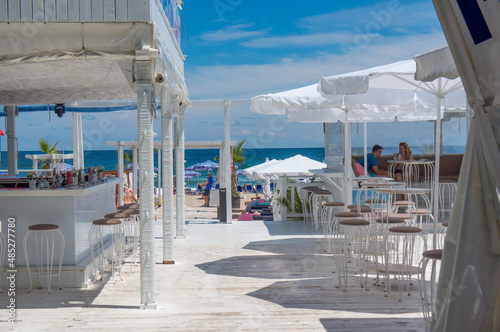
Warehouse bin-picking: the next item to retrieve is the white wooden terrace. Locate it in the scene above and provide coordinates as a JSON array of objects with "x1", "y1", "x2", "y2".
[{"x1": 3, "y1": 205, "x2": 427, "y2": 331}]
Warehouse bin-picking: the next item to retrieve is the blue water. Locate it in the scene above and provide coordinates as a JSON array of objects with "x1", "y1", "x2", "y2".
[{"x1": 0, "y1": 145, "x2": 464, "y2": 186}]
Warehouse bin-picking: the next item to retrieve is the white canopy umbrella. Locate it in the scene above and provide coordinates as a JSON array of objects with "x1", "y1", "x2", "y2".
[
  {"x1": 317, "y1": 53, "x2": 465, "y2": 210},
  {"x1": 253, "y1": 155, "x2": 326, "y2": 180},
  {"x1": 429, "y1": 2, "x2": 500, "y2": 330},
  {"x1": 242, "y1": 158, "x2": 280, "y2": 180}
]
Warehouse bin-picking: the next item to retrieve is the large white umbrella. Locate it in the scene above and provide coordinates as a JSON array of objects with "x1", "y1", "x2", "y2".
[
  {"x1": 242, "y1": 158, "x2": 280, "y2": 180},
  {"x1": 253, "y1": 155, "x2": 326, "y2": 180},
  {"x1": 429, "y1": 1, "x2": 500, "y2": 330}
]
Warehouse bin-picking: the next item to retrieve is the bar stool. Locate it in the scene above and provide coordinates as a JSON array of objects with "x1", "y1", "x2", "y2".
[
  {"x1": 320, "y1": 202, "x2": 344, "y2": 253},
  {"x1": 23, "y1": 224, "x2": 65, "y2": 293},
  {"x1": 309, "y1": 189, "x2": 332, "y2": 231},
  {"x1": 438, "y1": 181, "x2": 457, "y2": 220},
  {"x1": 419, "y1": 221, "x2": 449, "y2": 329},
  {"x1": 88, "y1": 218, "x2": 125, "y2": 283},
  {"x1": 387, "y1": 226, "x2": 423, "y2": 301},
  {"x1": 337, "y1": 218, "x2": 371, "y2": 291},
  {"x1": 118, "y1": 208, "x2": 140, "y2": 271},
  {"x1": 117, "y1": 203, "x2": 140, "y2": 210}
]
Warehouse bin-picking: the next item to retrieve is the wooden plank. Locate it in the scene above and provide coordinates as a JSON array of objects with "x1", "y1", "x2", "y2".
[
  {"x1": 102, "y1": 0, "x2": 115, "y2": 21},
  {"x1": 0, "y1": 0, "x2": 7, "y2": 21},
  {"x1": 20, "y1": 0, "x2": 33, "y2": 21},
  {"x1": 138, "y1": 0, "x2": 149, "y2": 21},
  {"x1": 79, "y1": 0, "x2": 91, "y2": 21},
  {"x1": 8, "y1": 0, "x2": 21, "y2": 21},
  {"x1": 44, "y1": 0, "x2": 56, "y2": 21},
  {"x1": 67, "y1": 0, "x2": 79, "y2": 21},
  {"x1": 55, "y1": 0, "x2": 67, "y2": 21},
  {"x1": 91, "y1": 0, "x2": 103, "y2": 21},
  {"x1": 32, "y1": 0, "x2": 44, "y2": 20},
  {"x1": 115, "y1": 0, "x2": 127, "y2": 21},
  {"x1": 127, "y1": 0, "x2": 139, "y2": 21}
]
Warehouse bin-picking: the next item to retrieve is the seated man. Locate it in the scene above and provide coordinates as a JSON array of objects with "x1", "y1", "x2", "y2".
[{"x1": 359, "y1": 144, "x2": 388, "y2": 177}]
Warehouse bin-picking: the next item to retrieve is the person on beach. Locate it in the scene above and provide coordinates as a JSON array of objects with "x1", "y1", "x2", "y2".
[
  {"x1": 359, "y1": 144, "x2": 388, "y2": 177},
  {"x1": 394, "y1": 142, "x2": 413, "y2": 182},
  {"x1": 200, "y1": 172, "x2": 213, "y2": 207},
  {"x1": 123, "y1": 182, "x2": 138, "y2": 204}
]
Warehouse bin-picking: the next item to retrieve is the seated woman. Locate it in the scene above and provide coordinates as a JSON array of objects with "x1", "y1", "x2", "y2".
[
  {"x1": 123, "y1": 183, "x2": 138, "y2": 204},
  {"x1": 394, "y1": 142, "x2": 413, "y2": 182}
]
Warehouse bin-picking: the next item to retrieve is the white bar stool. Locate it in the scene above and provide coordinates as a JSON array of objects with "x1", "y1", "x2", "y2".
[
  {"x1": 387, "y1": 226, "x2": 423, "y2": 301},
  {"x1": 337, "y1": 218, "x2": 371, "y2": 292},
  {"x1": 88, "y1": 218, "x2": 125, "y2": 283},
  {"x1": 23, "y1": 224, "x2": 65, "y2": 293},
  {"x1": 117, "y1": 208, "x2": 140, "y2": 272},
  {"x1": 438, "y1": 181, "x2": 457, "y2": 221},
  {"x1": 320, "y1": 201, "x2": 345, "y2": 253}
]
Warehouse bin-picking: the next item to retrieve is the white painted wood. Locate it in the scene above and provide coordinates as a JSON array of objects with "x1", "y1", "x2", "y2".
[
  {"x1": 139, "y1": 0, "x2": 149, "y2": 21},
  {"x1": 20, "y1": 0, "x2": 33, "y2": 21},
  {"x1": 8, "y1": 0, "x2": 21, "y2": 21},
  {"x1": 32, "y1": 0, "x2": 44, "y2": 20},
  {"x1": 91, "y1": 0, "x2": 103, "y2": 21},
  {"x1": 102, "y1": 0, "x2": 115, "y2": 21},
  {"x1": 44, "y1": 0, "x2": 56, "y2": 21},
  {"x1": 56, "y1": 0, "x2": 68, "y2": 21},
  {"x1": 67, "y1": 0, "x2": 79, "y2": 20},
  {"x1": 223, "y1": 100, "x2": 232, "y2": 223},
  {"x1": 79, "y1": 0, "x2": 91, "y2": 21},
  {"x1": 115, "y1": 0, "x2": 127, "y2": 21},
  {"x1": 0, "y1": 0, "x2": 7, "y2": 20},
  {"x1": 174, "y1": 111, "x2": 186, "y2": 238},
  {"x1": 127, "y1": 0, "x2": 139, "y2": 20}
]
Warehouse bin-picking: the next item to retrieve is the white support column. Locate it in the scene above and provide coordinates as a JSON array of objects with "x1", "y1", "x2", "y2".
[
  {"x1": 433, "y1": 79, "x2": 443, "y2": 250},
  {"x1": 117, "y1": 142, "x2": 124, "y2": 206},
  {"x1": 5, "y1": 106, "x2": 18, "y2": 176},
  {"x1": 72, "y1": 112, "x2": 84, "y2": 170},
  {"x1": 136, "y1": 59, "x2": 156, "y2": 310},
  {"x1": 161, "y1": 86, "x2": 176, "y2": 262},
  {"x1": 223, "y1": 100, "x2": 232, "y2": 223},
  {"x1": 132, "y1": 147, "x2": 138, "y2": 196},
  {"x1": 174, "y1": 102, "x2": 186, "y2": 238},
  {"x1": 344, "y1": 110, "x2": 352, "y2": 205}
]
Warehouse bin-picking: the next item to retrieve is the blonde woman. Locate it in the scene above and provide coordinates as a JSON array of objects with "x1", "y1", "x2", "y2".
[
  {"x1": 123, "y1": 183, "x2": 138, "y2": 204},
  {"x1": 395, "y1": 142, "x2": 413, "y2": 182}
]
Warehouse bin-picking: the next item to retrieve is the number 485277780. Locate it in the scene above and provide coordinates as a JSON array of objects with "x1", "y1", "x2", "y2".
[{"x1": 7, "y1": 217, "x2": 16, "y2": 269}]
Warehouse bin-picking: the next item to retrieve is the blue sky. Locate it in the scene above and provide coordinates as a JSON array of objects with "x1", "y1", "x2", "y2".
[{"x1": 10, "y1": 0, "x2": 466, "y2": 151}]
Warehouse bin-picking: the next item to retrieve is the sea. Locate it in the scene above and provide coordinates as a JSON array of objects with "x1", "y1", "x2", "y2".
[{"x1": 1, "y1": 145, "x2": 465, "y2": 187}]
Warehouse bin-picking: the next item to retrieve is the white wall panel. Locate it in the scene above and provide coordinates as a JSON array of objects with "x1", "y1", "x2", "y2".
[
  {"x1": 44, "y1": 0, "x2": 56, "y2": 21},
  {"x1": 0, "y1": 0, "x2": 7, "y2": 20},
  {"x1": 68, "y1": 0, "x2": 80, "y2": 21},
  {"x1": 56, "y1": 0, "x2": 68, "y2": 21},
  {"x1": 20, "y1": 0, "x2": 33, "y2": 21},
  {"x1": 139, "y1": 0, "x2": 149, "y2": 21},
  {"x1": 8, "y1": 0, "x2": 21, "y2": 21},
  {"x1": 115, "y1": 0, "x2": 127, "y2": 21},
  {"x1": 32, "y1": 0, "x2": 44, "y2": 20},
  {"x1": 79, "y1": 0, "x2": 91, "y2": 21},
  {"x1": 91, "y1": 0, "x2": 103, "y2": 21},
  {"x1": 127, "y1": 0, "x2": 139, "y2": 21},
  {"x1": 103, "y1": 0, "x2": 115, "y2": 21}
]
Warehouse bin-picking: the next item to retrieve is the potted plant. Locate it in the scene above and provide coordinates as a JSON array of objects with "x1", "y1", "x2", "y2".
[
  {"x1": 231, "y1": 192, "x2": 242, "y2": 209},
  {"x1": 96, "y1": 165, "x2": 104, "y2": 179},
  {"x1": 26, "y1": 172, "x2": 38, "y2": 190}
]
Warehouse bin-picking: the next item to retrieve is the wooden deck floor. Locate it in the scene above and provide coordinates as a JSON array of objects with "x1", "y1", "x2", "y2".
[{"x1": 1, "y1": 206, "x2": 426, "y2": 331}]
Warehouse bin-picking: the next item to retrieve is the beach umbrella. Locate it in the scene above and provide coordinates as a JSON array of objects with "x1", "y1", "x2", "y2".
[
  {"x1": 197, "y1": 160, "x2": 218, "y2": 170},
  {"x1": 184, "y1": 170, "x2": 201, "y2": 177}
]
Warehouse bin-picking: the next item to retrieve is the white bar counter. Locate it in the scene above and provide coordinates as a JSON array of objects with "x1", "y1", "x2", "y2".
[{"x1": 0, "y1": 177, "x2": 123, "y2": 267}]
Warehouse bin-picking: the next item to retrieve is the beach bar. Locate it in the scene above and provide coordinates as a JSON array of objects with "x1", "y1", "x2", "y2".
[{"x1": 0, "y1": 0, "x2": 189, "y2": 308}]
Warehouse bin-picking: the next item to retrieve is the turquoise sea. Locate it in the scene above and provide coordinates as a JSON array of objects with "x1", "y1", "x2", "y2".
[{"x1": 1, "y1": 145, "x2": 465, "y2": 186}]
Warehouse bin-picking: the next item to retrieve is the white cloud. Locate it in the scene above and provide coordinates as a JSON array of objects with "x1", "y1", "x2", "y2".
[
  {"x1": 241, "y1": 32, "x2": 363, "y2": 48},
  {"x1": 199, "y1": 24, "x2": 270, "y2": 42},
  {"x1": 186, "y1": 32, "x2": 447, "y2": 100}
]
